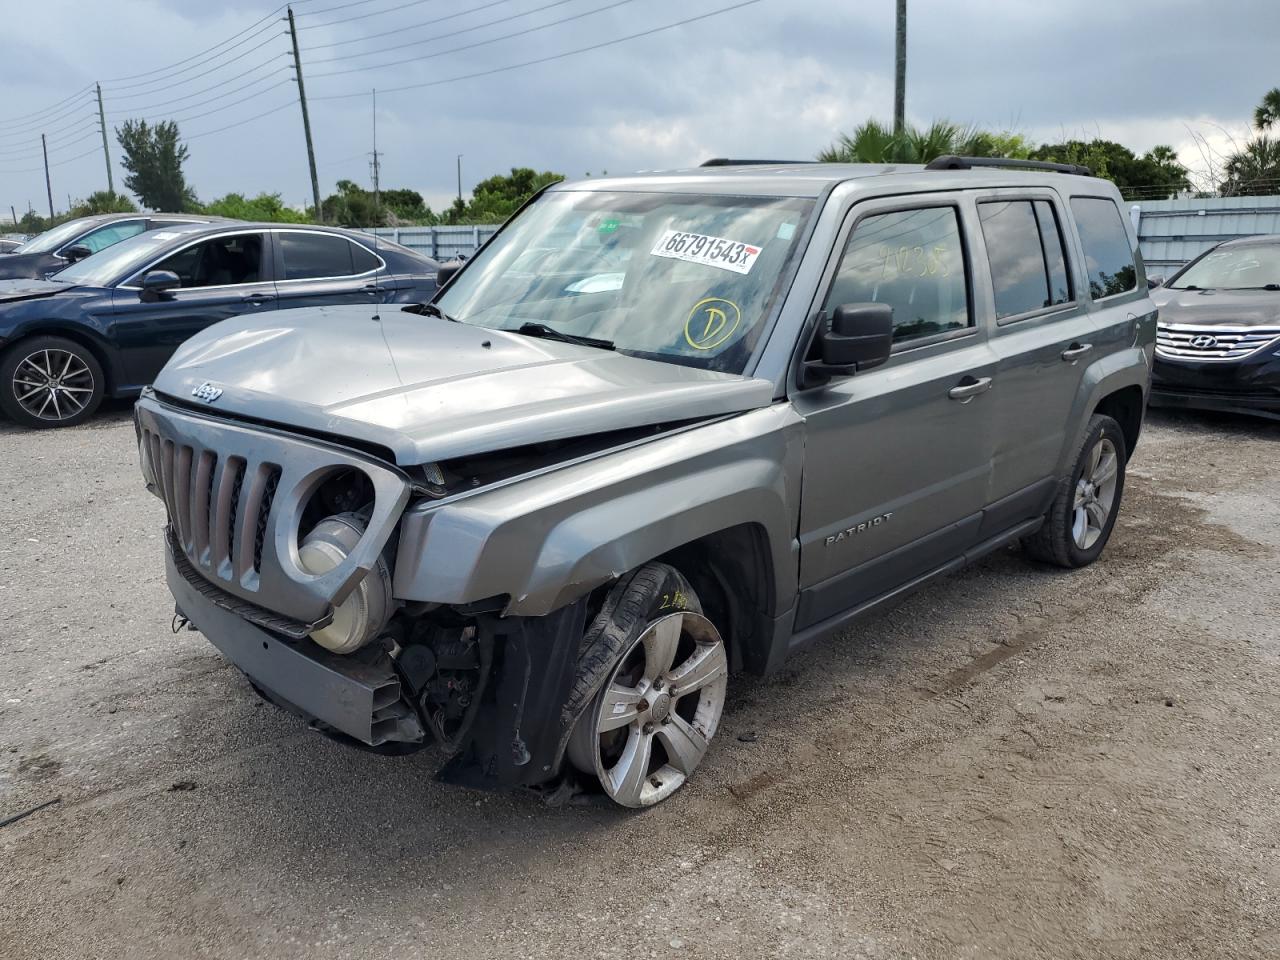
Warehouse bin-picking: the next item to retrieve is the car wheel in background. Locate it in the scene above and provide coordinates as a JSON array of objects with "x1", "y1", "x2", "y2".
[
  {"x1": 567, "y1": 563, "x2": 729, "y2": 808},
  {"x1": 1023, "y1": 413, "x2": 1128, "y2": 568},
  {"x1": 0, "y1": 336, "x2": 105, "y2": 428}
]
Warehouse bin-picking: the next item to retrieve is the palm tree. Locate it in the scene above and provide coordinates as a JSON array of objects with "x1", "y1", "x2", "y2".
[
  {"x1": 818, "y1": 119, "x2": 1028, "y2": 164},
  {"x1": 1222, "y1": 136, "x2": 1280, "y2": 196},
  {"x1": 1253, "y1": 88, "x2": 1280, "y2": 131}
]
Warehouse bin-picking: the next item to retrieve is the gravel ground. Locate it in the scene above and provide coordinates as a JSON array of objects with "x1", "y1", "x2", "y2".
[{"x1": 1, "y1": 403, "x2": 1277, "y2": 960}]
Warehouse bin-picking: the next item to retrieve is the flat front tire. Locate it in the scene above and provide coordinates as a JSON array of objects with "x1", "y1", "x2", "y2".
[
  {"x1": 567, "y1": 564, "x2": 728, "y2": 808},
  {"x1": 1023, "y1": 413, "x2": 1127, "y2": 568}
]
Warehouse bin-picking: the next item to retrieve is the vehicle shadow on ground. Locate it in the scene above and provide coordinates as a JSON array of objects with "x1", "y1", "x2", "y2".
[
  {"x1": 0, "y1": 398, "x2": 135, "y2": 436},
  {"x1": 1144, "y1": 405, "x2": 1280, "y2": 440}
]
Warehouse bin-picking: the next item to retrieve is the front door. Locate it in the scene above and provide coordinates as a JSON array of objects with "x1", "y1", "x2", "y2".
[
  {"x1": 110, "y1": 230, "x2": 276, "y2": 387},
  {"x1": 792, "y1": 197, "x2": 997, "y2": 631}
]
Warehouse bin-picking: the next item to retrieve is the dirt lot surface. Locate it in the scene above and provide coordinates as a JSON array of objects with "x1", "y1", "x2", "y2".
[{"x1": 1, "y1": 404, "x2": 1277, "y2": 960}]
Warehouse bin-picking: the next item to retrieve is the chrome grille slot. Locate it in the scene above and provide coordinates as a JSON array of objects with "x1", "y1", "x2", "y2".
[
  {"x1": 1156, "y1": 322, "x2": 1280, "y2": 361},
  {"x1": 192, "y1": 451, "x2": 217, "y2": 563},
  {"x1": 254, "y1": 467, "x2": 282, "y2": 575}
]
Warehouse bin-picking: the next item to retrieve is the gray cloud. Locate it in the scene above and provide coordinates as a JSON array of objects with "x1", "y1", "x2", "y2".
[{"x1": 0, "y1": 0, "x2": 1272, "y2": 217}]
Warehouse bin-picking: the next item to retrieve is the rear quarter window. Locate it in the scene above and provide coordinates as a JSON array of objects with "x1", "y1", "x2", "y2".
[{"x1": 1070, "y1": 197, "x2": 1138, "y2": 299}]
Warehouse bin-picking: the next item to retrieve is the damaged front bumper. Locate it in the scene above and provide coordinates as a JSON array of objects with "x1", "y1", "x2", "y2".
[{"x1": 167, "y1": 539, "x2": 425, "y2": 746}]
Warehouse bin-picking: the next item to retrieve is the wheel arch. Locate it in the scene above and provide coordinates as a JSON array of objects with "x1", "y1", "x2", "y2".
[
  {"x1": 1092, "y1": 383, "x2": 1145, "y2": 458},
  {"x1": 1, "y1": 325, "x2": 121, "y2": 396}
]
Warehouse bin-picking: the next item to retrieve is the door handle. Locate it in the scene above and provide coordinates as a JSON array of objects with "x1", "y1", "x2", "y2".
[
  {"x1": 241, "y1": 293, "x2": 272, "y2": 305},
  {"x1": 1061, "y1": 342, "x2": 1093, "y2": 362},
  {"x1": 948, "y1": 376, "x2": 993, "y2": 402}
]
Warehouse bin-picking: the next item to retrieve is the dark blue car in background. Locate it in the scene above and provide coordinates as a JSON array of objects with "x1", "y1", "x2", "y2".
[{"x1": 0, "y1": 222, "x2": 439, "y2": 427}]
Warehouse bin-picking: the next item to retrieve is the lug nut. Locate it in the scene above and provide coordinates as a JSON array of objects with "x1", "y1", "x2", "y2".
[
  {"x1": 643, "y1": 722, "x2": 655, "y2": 734},
  {"x1": 637, "y1": 699, "x2": 649, "y2": 713},
  {"x1": 652, "y1": 679, "x2": 664, "y2": 691}
]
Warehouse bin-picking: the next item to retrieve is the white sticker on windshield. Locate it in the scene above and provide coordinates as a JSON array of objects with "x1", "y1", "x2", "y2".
[{"x1": 650, "y1": 229, "x2": 762, "y2": 275}]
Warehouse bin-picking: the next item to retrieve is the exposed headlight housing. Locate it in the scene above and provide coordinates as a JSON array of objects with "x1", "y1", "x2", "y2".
[{"x1": 298, "y1": 514, "x2": 393, "y2": 654}]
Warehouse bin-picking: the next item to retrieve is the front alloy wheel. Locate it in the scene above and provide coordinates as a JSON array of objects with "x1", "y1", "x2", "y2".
[
  {"x1": 0, "y1": 336, "x2": 105, "y2": 428},
  {"x1": 568, "y1": 609, "x2": 728, "y2": 808},
  {"x1": 1072, "y1": 437, "x2": 1120, "y2": 550}
]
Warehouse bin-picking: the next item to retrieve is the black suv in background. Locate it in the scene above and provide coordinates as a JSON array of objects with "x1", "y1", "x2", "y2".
[{"x1": 1150, "y1": 235, "x2": 1280, "y2": 420}]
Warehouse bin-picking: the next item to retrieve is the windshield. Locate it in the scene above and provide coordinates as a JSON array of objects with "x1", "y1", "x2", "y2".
[
  {"x1": 435, "y1": 190, "x2": 814, "y2": 373},
  {"x1": 1170, "y1": 243, "x2": 1280, "y2": 290},
  {"x1": 51, "y1": 229, "x2": 191, "y2": 287},
  {"x1": 15, "y1": 219, "x2": 94, "y2": 255}
]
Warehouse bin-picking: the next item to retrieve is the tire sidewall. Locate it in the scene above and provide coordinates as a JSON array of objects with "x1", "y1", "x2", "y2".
[
  {"x1": 1063, "y1": 416, "x2": 1127, "y2": 566},
  {"x1": 0, "y1": 336, "x2": 105, "y2": 428}
]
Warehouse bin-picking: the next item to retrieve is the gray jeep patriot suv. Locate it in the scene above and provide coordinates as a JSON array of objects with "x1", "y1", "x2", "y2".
[{"x1": 136, "y1": 157, "x2": 1156, "y2": 807}]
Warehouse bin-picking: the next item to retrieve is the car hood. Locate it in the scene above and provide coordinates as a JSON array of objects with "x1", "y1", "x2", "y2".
[
  {"x1": 153, "y1": 304, "x2": 775, "y2": 464},
  {"x1": 0, "y1": 277, "x2": 73, "y2": 303},
  {"x1": 1152, "y1": 286, "x2": 1280, "y2": 326},
  {"x1": 0, "y1": 253, "x2": 56, "y2": 281}
]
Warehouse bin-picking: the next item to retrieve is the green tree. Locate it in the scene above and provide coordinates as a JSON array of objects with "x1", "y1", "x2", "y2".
[
  {"x1": 116, "y1": 119, "x2": 195, "y2": 211},
  {"x1": 1253, "y1": 88, "x2": 1280, "y2": 131},
  {"x1": 447, "y1": 167, "x2": 564, "y2": 224},
  {"x1": 1221, "y1": 136, "x2": 1280, "y2": 196},
  {"x1": 818, "y1": 119, "x2": 1030, "y2": 164},
  {"x1": 71, "y1": 191, "x2": 138, "y2": 216},
  {"x1": 1031, "y1": 139, "x2": 1189, "y2": 198},
  {"x1": 197, "y1": 192, "x2": 310, "y2": 223}
]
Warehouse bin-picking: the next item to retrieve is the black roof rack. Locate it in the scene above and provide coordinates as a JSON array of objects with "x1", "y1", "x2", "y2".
[
  {"x1": 700, "y1": 158, "x2": 813, "y2": 167},
  {"x1": 925, "y1": 155, "x2": 1093, "y2": 177}
]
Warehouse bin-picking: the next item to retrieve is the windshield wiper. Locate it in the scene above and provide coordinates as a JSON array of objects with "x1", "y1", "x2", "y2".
[
  {"x1": 403, "y1": 301, "x2": 458, "y2": 321},
  {"x1": 510, "y1": 322, "x2": 615, "y2": 351}
]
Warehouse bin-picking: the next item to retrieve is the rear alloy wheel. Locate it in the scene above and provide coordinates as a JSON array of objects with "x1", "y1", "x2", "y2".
[
  {"x1": 568, "y1": 603, "x2": 728, "y2": 808},
  {"x1": 0, "y1": 336, "x2": 104, "y2": 428}
]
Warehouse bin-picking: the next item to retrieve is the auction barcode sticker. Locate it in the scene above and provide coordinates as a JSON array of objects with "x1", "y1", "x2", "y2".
[{"x1": 650, "y1": 229, "x2": 762, "y2": 275}]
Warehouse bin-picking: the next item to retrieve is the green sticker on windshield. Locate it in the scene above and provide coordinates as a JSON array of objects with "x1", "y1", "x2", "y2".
[{"x1": 598, "y1": 218, "x2": 621, "y2": 235}]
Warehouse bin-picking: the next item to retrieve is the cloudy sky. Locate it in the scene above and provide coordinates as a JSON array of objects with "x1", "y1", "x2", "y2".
[{"x1": 1, "y1": 0, "x2": 1276, "y2": 218}]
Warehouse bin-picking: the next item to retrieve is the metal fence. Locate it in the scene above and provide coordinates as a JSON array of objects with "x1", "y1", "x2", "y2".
[
  {"x1": 360, "y1": 224, "x2": 500, "y2": 261},
  {"x1": 354, "y1": 199, "x2": 1280, "y2": 279},
  {"x1": 1134, "y1": 197, "x2": 1280, "y2": 279}
]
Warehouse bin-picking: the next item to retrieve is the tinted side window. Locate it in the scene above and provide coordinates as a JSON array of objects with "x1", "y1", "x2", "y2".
[
  {"x1": 152, "y1": 234, "x2": 263, "y2": 288},
  {"x1": 824, "y1": 206, "x2": 970, "y2": 343},
  {"x1": 279, "y1": 233, "x2": 355, "y2": 280},
  {"x1": 979, "y1": 200, "x2": 1073, "y2": 319},
  {"x1": 350, "y1": 241, "x2": 381, "y2": 273},
  {"x1": 78, "y1": 220, "x2": 145, "y2": 254},
  {"x1": 1070, "y1": 197, "x2": 1137, "y2": 299}
]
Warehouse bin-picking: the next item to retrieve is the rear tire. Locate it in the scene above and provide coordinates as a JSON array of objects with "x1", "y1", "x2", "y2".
[
  {"x1": 1023, "y1": 413, "x2": 1127, "y2": 568},
  {"x1": 0, "y1": 336, "x2": 105, "y2": 428},
  {"x1": 567, "y1": 563, "x2": 728, "y2": 808}
]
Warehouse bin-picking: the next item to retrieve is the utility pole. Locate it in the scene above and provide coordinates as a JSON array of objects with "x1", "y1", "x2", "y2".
[
  {"x1": 95, "y1": 82, "x2": 114, "y2": 194},
  {"x1": 370, "y1": 88, "x2": 382, "y2": 225},
  {"x1": 893, "y1": 0, "x2": 907, "y2": 137},
  {"x1": 456, "y1": 154, "x2": 463, "y2": 204},
  {"x1": 41, "y1": 134, "x2": 54, "y2": 219},
  {"x1": 286, "y1": 6, "x2": 323, "y2": 223}
]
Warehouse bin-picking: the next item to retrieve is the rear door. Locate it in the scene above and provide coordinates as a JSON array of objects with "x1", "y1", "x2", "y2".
[
  {"x1": 791, "y1": 194, "x2": 998, "y2": 630},
  {"x1": 271, "y1": 230, "x2": 386, "y2": 310},
  {"x1": 972, "y1": 191, "x2": 1096, "y2": 531},
  {"x1": 110, "y1": 230, "x2": 277, "y2": 386}
]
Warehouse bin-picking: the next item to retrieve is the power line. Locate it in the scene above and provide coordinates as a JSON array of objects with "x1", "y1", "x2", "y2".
[
  {"x1": 105, "y1": 69, "x2": 293, "y2": 121},
  {"x1": 185, "y1": 98, "x2": 300, "y2": 141},
  {"x1": 0, "y1": 85, "x2": 94, "y2": 128},
  {"x1": 105, "y1": 59, "x2": 290, "y2": 112},
  {"x1": 0, "y1": 93, "x2": 96, "y2": 137},
  {"x1": 300, "y1": 0, "x2": 446, "y2": 31},
  {"x1": 304, "y1": 0, "x2": 520, "y2": 51},
  {"x1": 106, "y1": 28, "x2": 290, "y2": 95},
  {"x1": 101, "y1": 2, "x2": 311, "y2": 83},
  {"x1": 309, "y1": 0, "x2": 762, "y2": 101},
  {"x1": 307, "y1": 0, "x2": 579, "y2": 65},
  {"x1": 308, "y1": 0, "x2": 639, "y2": 79}
]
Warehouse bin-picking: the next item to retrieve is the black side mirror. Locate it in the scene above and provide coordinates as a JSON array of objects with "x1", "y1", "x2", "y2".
[
  {"x1": 434, "y1": 258, "x2": 466, "y2": 290},
  {"x1": 804, "y1": 303, "x2": 894, "y2": 384},
  {"x1": 138, "y1": 269, "x2": 181, "y2": 302},
  {"x1": 63, "y1": 244, "x2": 92, "y2": 263},
  {"x1": 1147, "y1": 276, "x2": 1164, "y2": 289}
]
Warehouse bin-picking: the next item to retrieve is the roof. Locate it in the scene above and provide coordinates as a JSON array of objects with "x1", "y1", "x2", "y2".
[{"x1": 550, "y1": 162, "x2": 1113, "y2": 199}]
